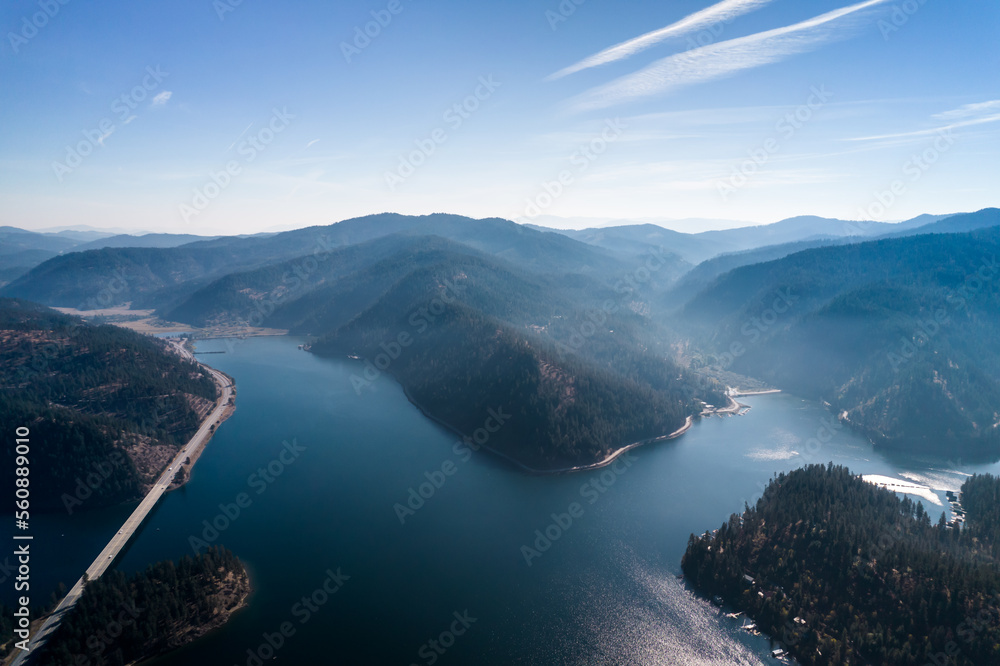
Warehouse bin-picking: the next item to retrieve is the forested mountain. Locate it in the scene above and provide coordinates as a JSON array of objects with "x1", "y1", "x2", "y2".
[
  {"x1": 0, "y1": 214, "x2": 628, "y2": 310},
  {"x1": 664, "y1": 211, "x2": 978, "y2": 304},
  {"x1": 890, "y1": 208, "x2": 1000, "y2": 237},
  {"x1": 682, "y1": 210, "x2": 1000, "y2": 457},
  {"x1": 0, "y1": 214, "x2": 724, "y2": 469},
  {"x1": 72, "y1": 232, "x2": 220, "y2": 252},
  {"x1": 172, "y1": 230, "x2": 723, "y2": 469},
  {"x1": 307, "y1": 244, "x2": 723, "y2": 468},
  {"x1": 661, "y1": 237, "x2": 854, "y2": 310},
  {"x1": 38, "y1": 547, "x2": 249, "y2": 666},
  {"x1": 166, "y1": 232, "x2": 670, "y2": 333},
  {"x1": 0, "y1": 251, "x2": 55, "y2": 287},
  {"x1": 0, "y1": 227, "x2": 126, "y2": 287},
  {"x1": 0, "y1": 240, "x2": 324, "y2": 312},
  {"x1": 6, "y1": 211, "x2": 974, "y2": 313},
  {"x1": 0, "y1": 226, "x2": 83, "y2": 254},
  {"x1": 0, "y1": 228, "x2": 77, "y2": 287},
  {"x1": 0, "y1": 299, "x2": 217, "y2": 511},
  {"x1": 682, "y1": 465, "x2": 1000, "y2": 666},
  {"x1": 547, "y1": 213, "x2": 948, "y2": 265},
  {"x1": 8, "y1": 208, "x2": 995, "y2": 467},
  {"x1": 550, "y1": 224, "x2": 712, "y2": 264},
  {"x1": 165, "y1": 234, "x2": 544, "y2": 329}
]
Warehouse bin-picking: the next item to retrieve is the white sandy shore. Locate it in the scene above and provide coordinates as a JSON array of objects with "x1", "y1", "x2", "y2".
[{"x1": 862, "y1": 474, "x2": 942, "y2": 506}]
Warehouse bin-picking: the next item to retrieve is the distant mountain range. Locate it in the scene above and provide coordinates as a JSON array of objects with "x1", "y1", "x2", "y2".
[
  {"x1": 684, "y1": 208, "x2": 1000, "y2": 457},
  {"x1": 4, "y1": 207, "x2": 1000, "y2": 463},
  {"x1": 545, "y1": 213, "x2": 953, "y2": 265},
  {"x1": 522, "y1": 215, "x2": 753, "y2": 233},
  {"x1": 0, "y1": 212, "x2": 960, "y2": 289},
  {"x1": 1, "y1": 214, "x2": 724, "y2": 469},
  {"x1": 0, "y1": 227, "x2": 219, "y2": 287}
]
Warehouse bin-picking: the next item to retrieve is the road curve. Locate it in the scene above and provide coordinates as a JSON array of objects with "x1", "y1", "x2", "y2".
[{"x1": 11, "y1": 340, "x2": 232, "y2": 665}]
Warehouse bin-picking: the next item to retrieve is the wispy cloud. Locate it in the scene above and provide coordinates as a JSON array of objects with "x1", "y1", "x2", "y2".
[
  {"x1": 933, "y1": 100, "x2": 1000, "y2": 121},
  {"x1": 571, "y1": 0, "x2": 890, "y2": 112},
  {"x1": 226, "y1": 122, "x2": 254, "y2": 152},
  {"x1": 548, "y1": 0, "x2": 775, "y2": 81},
  {"x1": 151, "y1": 90, "x2": 173, "y2": 106},
  {"x1": 846, "y1": 113, "x2": 1000, "y2": 143},
  {"x1": 844, "y1": 100, "x2": 1000, "y2": 143}
]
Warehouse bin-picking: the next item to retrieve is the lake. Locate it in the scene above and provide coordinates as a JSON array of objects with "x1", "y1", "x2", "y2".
[{"x1": 17, "y1": 335, "x2": 994, "y2": 665}]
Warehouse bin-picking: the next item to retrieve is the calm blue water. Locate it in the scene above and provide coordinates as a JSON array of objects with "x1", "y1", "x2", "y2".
[{"x1": 15, "y1": 336, "x2": 995, "y2": 665}]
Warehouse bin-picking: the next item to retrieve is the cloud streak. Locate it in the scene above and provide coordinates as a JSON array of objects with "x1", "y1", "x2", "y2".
[
  {"x1": 847, "y1": 113, "x2": 1000, "y2": 143},
  {"x1": 548, "y1": 0, "x2": 775, "y2": 81},
  {"x1": 151, "y1": 90, "x2": 172, "y2": 106},
  {"x1": 226, "y1": 122, "x2": 254, "y2": 152},
  {"x1": 571, "y1": 0, "x2": 890, "y2": 112},
  {"x1": 932, "y1": 100, "x2": 1000, "y2": 121}
]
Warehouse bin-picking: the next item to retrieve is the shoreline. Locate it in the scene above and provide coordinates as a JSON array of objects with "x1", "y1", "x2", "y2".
[
  {"x1": 8, "y1": 338, "x2": 237, "y2": 666},
  {"x1": 99, "y1": 560, "x2": 251, "y2": 666},
  {"x1": 97, "y1": 320, "x2": 241, "y2": 493},
  {"x1": 542, "y1": 415, "x2": 696, "y2": 475},
  {"x1": 398, "y1": 383, "x2": 698, "y2": 476},
  {"x1": 182, "y1": 337, "x2": 698, "y2": 478},
  {"x1": 164, "y1": 338, "x2": 236, "y2": 492},
  {"x1": 701, "y1": 394, "x2": 745, "y2": 417}
]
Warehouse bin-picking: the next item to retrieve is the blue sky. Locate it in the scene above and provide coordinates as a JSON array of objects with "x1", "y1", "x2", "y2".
[{"x1": 1, "y1": 0, "x2": 998, "y2": 234}]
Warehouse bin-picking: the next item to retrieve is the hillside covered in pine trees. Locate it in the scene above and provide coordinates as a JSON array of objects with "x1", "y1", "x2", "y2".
[
  {"x1": 682, "y1": 465, "x2": 1000, "y2": 665},
  {"x1": 0, "y1": 298, "x2": 218, "y2": 512},
  {"x1": 38, "y1": 547, "x2": 249, "y2": 665}
]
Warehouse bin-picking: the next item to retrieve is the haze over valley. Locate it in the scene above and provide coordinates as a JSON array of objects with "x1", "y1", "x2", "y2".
[{"x1": 3, "y1": 1, "x2": 1000, "y2": 664}]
